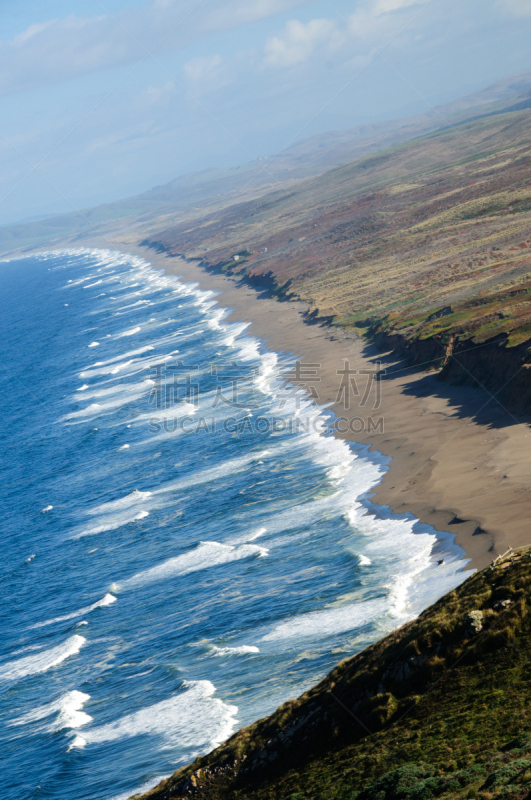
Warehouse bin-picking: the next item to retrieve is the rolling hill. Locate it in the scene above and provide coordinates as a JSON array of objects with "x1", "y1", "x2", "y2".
[{"x1": 2, "y1": 69, "x2": 531, "y2": 256}]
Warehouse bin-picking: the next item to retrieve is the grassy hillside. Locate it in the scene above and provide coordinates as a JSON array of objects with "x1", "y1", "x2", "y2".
[
  {"x1": 146, "y1": 109, "x2": 531, "y2": 330},
  {"x1": 371, "y1": 282, "x2": 531, "y2": 352},
  {"x1": 2, "y1": 69, "x2": 531, "y2": 256},
  {"x1": 138, "y1": 550, "x2": 531, "y2": 800}
]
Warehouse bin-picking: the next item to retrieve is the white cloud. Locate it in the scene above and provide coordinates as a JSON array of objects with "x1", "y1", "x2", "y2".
[
  {"x1": 497, "y1": 0, "x2": 531, "y2": 15},
  {"x1": 184, "y1": 55, "x2": 231, "y2": 94},
  {"x1": 263, "y1": 18, "x2": 343, "y2": 68},
  {"x1": 185, "y1": 55, "x2": 222, "y2": 82},
  {"x1": 141, "y1": 80, "x2": 176, "y2": 107},
  {"x1": 0, "y1": 0, "x2": 312, "y2": 97},
  {"x1": 263, "y1": 0, "x2": 428, "y2": 70},
  {"x1": 345, "y1": 0, "x2": 429, "y2": 47},
  {"x1": 371, "y1": 0, "x2": 425, "y2": 14}
]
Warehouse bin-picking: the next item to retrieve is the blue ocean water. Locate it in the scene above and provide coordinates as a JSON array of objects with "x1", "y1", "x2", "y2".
[{"x1": 0, "y1": 249, "x2": 473, "y2": 800}]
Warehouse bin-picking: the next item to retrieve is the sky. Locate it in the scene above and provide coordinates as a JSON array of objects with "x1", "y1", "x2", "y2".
[{"x1": 0, "y1": 0, "x2": 530, "y2": 226}]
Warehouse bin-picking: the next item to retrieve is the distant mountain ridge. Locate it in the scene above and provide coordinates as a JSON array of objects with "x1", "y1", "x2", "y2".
[{"x1": 1, "y1": 68, "x2": 531, "y2": 255}]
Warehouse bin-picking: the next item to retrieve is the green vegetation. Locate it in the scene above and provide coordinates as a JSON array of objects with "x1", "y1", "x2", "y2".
[
  {"x1": 369, "y1": 281, "x2": 531, "y2": 355},
  {"x1": 148, "y1": 109, "x2": 531, "y2": 331},
  {"x1": 140, "y1": 551, "x2": 531, "y2": 800}
]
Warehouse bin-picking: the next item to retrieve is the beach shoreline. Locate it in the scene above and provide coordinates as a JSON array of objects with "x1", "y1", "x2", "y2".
[{"x1": 23, "y1": 235, "x2": 531, "y2": 569}]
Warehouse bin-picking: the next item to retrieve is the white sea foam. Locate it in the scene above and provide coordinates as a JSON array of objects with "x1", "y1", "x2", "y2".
[
  {"x1": 30, "y1": 593, "x2": 116, "y2": 628},
  {"x1": 106, "y1": 776, "x2": 170, "y2": 800},
  {"x1": 221, "y1": 322, "x2": 251, "y2": 348},
  {"x1": 55, "y1": 691, "x2": 92, "y2": 730},
  {"x1": 77, "y1": 348, "x2": 165, "y2": 379},
  {"x1": 88, "y1": 342, "x2": 100, "y2": 348},
  {"x1": 154, "y1": 453, "x2": 256, "y2": 496},
  {"x1": 88, "y1": 489, "x2": 152, "y2": 516},
  {"x1": 116, "y1": 325, "x2": 141, "y2": 337},
  {"x1": 41, "y1": 505, "x2": 53, "y2": 513},
  {"x1": 261, "y1": 492, "x2": 472, "y2": 646},
  {"x1": 236, "y1": 338, "x2": 261, "y2": 362},
  {"x1": 61, "y1": 402, "x2": 103, "y2": 420},
  {"x1": 65, "y1": 274, "x2": 99, "y2": 287},
  {"x1": 74, "y1": 379, "x2": 153, "y2": 401},
  {"x1": 9, "y1": 643, "x2": 45, "y2": 656},
  {"x1": 255, "y1": 351, "x2": 278, "y2": 394},
  {"x1": 263, "y1": 531, "x2": 311, "y2": 549},
  {"x1": 358, "y1": 555, "x2": 372, "y2": 566},
  {"x1": 79, "y1": 359, "x2": 134, "y2": 378},
  {"x1": 207, "y1": 308, "x2": 227, "y2": 330},
  {"x1": 119, "y1": 444, "x2": 130, "y2": 450},
  {"x1": 12, "y1": 690, "x2": 92, "y2": 731},
  {"x1": 262, "y1": 599, "x2": 387, "y2": 642},
  {"x1": 77, "y1": 384, "x2": 89, "y2": 391},
  {"x1": 121, "y1": 541, "x2": 268, "y2": 590},
  {"x1": 115, "y1": 299, "x2": 151, "y2": 312},
  {"x1": 228, "y1": 527, "x2": 267, "y2": 545},
  {"x1": 385, "y1": 536, "x2": 437, "y2": 619},
  {"x1": 74, "y1": 510, "x2": 149, "y2": 539},
  {"x1": 76, "y1": 681, "x2": 237, "y2": 753},
  {"x1": 72, "y1": 489, "x2": 152, "y2": 539},
  {"x1": 180, "y1": 401, "x2": 198, "y2": 415},
  {"x1": 0, "y1": 635, "x2": 86, "y2": 682},
  {"x1": 80, "y1": 345, "x2": 154, "y2": 370},
  {"x1": 242, "y1": 490, "x2": 345, "y2": 540},
  {"x1": 343, "y1": 501, "x2": 463, "y2": 620},
  {"x1": 209, "y1": 645, "x2": 259, "y2": 657},
  {"x1": 61, "y1": 380, "x2": 151, "y2": 421}
]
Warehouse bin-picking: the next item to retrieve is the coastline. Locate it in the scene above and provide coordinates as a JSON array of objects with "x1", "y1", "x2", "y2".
[{"x1": 28, "y1": 236, "x2": 531, "y2": 569}]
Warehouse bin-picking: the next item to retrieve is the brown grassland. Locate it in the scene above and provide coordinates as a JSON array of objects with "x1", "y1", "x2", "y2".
[{"x1": 146, "y1": 110, "x2": 531, "y2": 330}]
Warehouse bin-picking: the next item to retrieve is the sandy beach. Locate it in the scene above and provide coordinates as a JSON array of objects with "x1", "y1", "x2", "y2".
[{"x1": 59, "y1": 235, "x2": 531, "y2": 569}]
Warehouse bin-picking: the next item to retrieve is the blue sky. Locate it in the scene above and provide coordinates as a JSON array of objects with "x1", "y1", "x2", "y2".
[{"x1": 0, "y1": 0, "x2": 530, "y2": 225}]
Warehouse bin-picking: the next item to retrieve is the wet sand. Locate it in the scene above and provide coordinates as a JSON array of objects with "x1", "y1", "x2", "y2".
[{"x1": 63, "y1": 236, "x2": 531, "y2": 568}]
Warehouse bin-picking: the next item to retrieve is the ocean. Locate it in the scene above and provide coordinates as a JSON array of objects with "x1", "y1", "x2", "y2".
[{"x1": 0, "y1": 249, "x2": 472, "y2": 800}]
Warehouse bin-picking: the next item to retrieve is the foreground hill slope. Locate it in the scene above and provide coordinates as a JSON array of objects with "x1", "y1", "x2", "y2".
[{"x1": 138, "y1": 550, "x2": 531, "y2": 800}]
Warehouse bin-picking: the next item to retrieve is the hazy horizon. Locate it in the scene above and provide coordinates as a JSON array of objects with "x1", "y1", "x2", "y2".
[{"x1": 1, "y1": 0, "x2": 530, "y2": 227}]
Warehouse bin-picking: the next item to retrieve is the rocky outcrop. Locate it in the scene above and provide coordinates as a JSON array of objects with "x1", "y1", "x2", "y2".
[
  {"x1": 373, "y1": 328, "x2": 531, "y2": 416},
  {"x1": 465, "y1": 610, "x2": 484, "y2": 635}
]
